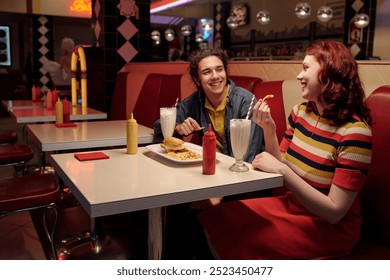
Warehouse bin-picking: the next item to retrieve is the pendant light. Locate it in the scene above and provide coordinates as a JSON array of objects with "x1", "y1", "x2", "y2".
[
  {"x1": 181, "y1": 25, "x2": 192, "y2": 36},
  {"x1": 151, "y1": 30, "x2": 160, "y2": 41},
  {"x1": 256, "y1": 10, "x2": 271, "y2": 25},
  {"x1": 354, "y1": 13, "x2": 370, "y2": 28},
  {"x1": 256, "y1": 0, "x2": 270, "y2": 25},
  {"x1": 295, "y1": 2, "x2": 311, "y2": 19},
  {"x1": 181, "y1": 7, "x2": 192, "y2": 36},
  {"x1": 226, "y1": 16, "x2": 239, "y2": 29},
  {"x1": 195, "y1": 33, "x2": 204, "y2": 43},
  {"x1": 317, "y1": 5, "x2": 333, "y2": 22},
  {"x1": 164, "y1": 28, "x2": 175, "y2": 42}
]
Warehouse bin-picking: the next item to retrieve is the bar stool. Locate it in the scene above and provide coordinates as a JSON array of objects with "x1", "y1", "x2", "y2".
[
  {"x1": 0, "y1": 130, "x2": 18, "y2": 145},
  {"x1": 0, "y1": 173, "x2": 62, "y2": 259},
  {"x1": 0, "y1": 144, "x2": 34, "y2": 176}
]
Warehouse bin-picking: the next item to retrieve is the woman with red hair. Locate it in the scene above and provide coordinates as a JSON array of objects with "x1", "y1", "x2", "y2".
[{"x1": 198, "y1": 41, "x2": 373, "y2": 259}]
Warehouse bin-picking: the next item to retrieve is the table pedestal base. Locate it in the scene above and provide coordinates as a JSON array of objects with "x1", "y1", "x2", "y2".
[{"x1": 148, "y1": 207, "x2": 166, "y2": 260}]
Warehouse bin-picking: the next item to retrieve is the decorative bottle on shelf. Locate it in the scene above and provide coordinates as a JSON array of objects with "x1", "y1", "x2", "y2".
[
  {"x1": 46, "y1": 90, "x2": 53, "y2": 109},
  {"x1": 202, "y1": 124, "x2": 216, "y2": 175},
  {"x1": 127, "y1": 113, "x2": 138, "y2": 154},
  {"x1": 52, "y1": 89, "x2": 59, "y2": 104},
  {"x1": 55, "y1": 99, "x2": 63, "y2": 124},
  {"x1": 36, "y1": 86, "x2": 41, "y2": 100},
  {"x1": 31, "y1": 85, "x2": 36, "y2": 101}
]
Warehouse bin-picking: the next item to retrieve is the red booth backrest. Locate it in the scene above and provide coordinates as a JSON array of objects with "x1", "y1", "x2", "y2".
[
  {"x1": 230, "y1": 75, "x2": 262, "y2": 93},
  {"x1": 360, "y1": 86, "x2": 390, "y2": 247}
]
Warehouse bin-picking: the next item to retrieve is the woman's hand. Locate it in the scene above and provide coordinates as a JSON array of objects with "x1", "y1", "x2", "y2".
[
  {"x1": 175, "y1": 117, "x2": 202, "y2": 135},
  {"x1": 252, "y1": 100, "x2": 276, "y2": 132},
  {"x1": 252, "y1": 151, "x2": 286, "y2": 174}
]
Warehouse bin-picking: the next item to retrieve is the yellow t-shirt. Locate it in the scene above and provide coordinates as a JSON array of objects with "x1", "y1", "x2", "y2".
[{"x1": 204, "y1": 85, "x2": 229, "y2": 152}]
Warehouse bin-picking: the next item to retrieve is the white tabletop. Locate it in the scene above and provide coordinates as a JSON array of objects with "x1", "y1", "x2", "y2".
[
  {"x1": 8, "y1": 107, "x2": 107, "y2": 123},
  {"x1": 2, "y1": 100, "x2": 45, "y2": 110},
  {"x1": 26, "y1": 121, "x2": 154, "y2": 152},
  {"x1": 50, "y1": 147, "x2": 283, "y2": 218}
]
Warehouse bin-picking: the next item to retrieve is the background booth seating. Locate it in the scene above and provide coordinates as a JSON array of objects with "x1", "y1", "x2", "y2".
[{"x1": 109, "y1": 72, "x2": 263, "y2": 125}]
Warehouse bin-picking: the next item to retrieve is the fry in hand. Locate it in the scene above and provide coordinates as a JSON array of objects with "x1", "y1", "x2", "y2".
[{"x1": 262, "y1": 94, "x2": 274, "y2": 101}]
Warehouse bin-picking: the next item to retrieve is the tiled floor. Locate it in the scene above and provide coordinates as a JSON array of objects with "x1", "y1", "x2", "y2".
[{"x1": 0, "y1": 211, "x2": 46, "y2": 260}]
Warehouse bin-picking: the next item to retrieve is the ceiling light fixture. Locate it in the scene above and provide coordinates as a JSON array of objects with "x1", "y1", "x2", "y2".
[
  {"x1": 226, "y1": 16, "x2": 239, "y2": 29},
  {"x1": 256, "y1": 10, "x2": 271, "y2": 25},
  {"x1": 164, "y1": 28, "x2": 175, "y2": 41},
  {"x1": 354, "y1": 13, "x2": 370, "y2": 28},
  {"x1": 295, "y1": 2, "x2": 311, "y2": 19},
  {"x1": 181, "y1": 25, "x2": 192, "y2": 36},
  {"x1": 151, "y1": 30, "x2": 161, "y2": 41},
  {"x1": 195, "y1": 34, "x2": 204, "y2": 43},
  {"x1": 317, "y1": 5, "x2": 333, "y2": 22}
]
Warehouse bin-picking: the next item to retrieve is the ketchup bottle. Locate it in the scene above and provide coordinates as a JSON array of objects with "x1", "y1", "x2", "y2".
[
  {"x1": 202, "y1": 124, "x2": 216, "y2": 175},
  {"x1": 62, "y1": 98, "x2": 70, "y2": 123}
]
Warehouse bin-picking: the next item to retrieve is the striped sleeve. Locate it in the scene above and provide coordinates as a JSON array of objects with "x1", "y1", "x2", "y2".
[{"x1": 333, "y1": 120, "x2": 372, "y2": 192}]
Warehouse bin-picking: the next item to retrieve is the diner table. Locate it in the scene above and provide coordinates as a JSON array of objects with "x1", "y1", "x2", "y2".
[
  {"x1": 50, "y1": 146, "x2": 283, "y2": 259},
  {"x1": 8, "y1": 106, "x2": 107, "y2": 123},
  {"x1": 2, "y1": 100, "x2": 45, "y2": 110},
  {"x1": 26, "y1": 120, "x2": 154, "y2": 169}
]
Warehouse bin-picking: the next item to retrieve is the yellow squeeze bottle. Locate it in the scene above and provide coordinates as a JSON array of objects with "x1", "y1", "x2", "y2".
[
  {"x1": 55, "y1": 99, "x2": 63, "y2": 124},
  {"x1": 127, "y1": 113, "x2": 138, "y2": 154}
]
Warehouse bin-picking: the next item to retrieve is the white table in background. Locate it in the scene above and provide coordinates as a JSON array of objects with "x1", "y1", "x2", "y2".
[
  {"x1": 9, "y1": 106, "x2": 107, "y2": 123},
  {"x1": 2, "y1": 100, "x2": 45, "y2": 110},
  {"x1": 50, "y1": 147, "x2": 283, "y2": 259},
  {"x1": 26, "y1": 120, "x2": 153, "y2": 151},
  {"x1": 26, "y1": 120, "x2": 154, "y2": 168}
]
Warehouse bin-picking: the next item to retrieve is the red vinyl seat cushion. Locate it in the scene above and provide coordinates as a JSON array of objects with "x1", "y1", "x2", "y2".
[
  {"x1": 0, "y1": 130, "x2": 17, "y2": 144},
  {"x1": 0, "y1": 144, "x2": 34, "y2": 165},
  {"x1": 0, "y1": 174, "x2": 61, "y2": 212}
]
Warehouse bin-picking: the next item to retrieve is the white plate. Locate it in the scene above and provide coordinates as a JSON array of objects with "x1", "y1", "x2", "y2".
[{"x1": 146, "y1": 142, "x2": 218, "y2": 164}]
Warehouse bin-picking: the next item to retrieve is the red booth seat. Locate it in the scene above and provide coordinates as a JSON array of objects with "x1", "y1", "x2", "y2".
[{"x1": 339, "y1": 85, "x2": 390, "y2": 259}]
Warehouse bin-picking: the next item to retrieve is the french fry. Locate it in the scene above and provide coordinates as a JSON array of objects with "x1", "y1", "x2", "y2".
[{"x1": 262, "y1": 94, "x2": 274, "y2": 101}]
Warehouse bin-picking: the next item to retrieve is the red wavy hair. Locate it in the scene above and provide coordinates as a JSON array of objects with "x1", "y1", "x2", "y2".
[{"x1": 305, "y1": 41, "x2": 371, "y2": 125}]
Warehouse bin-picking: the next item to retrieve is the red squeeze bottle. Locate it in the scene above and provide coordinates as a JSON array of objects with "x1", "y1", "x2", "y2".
[
  {"x1": 202, "y1": 124, "x2": 216, "y2": 175},
  {"x1": 63, "y1": 98, "x2": 70, "y2": 123}
]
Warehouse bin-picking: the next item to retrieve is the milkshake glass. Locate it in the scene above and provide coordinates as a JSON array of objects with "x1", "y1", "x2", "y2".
[{"x1": 229, "y1": 119, "x2": 251, "y2": 172}]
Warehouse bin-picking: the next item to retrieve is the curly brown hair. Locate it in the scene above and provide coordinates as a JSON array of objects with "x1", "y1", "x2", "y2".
[
  {"x1": 188, "y1": 48, "x2": 229, "y2": 91},
  {"x1": 305, "y1": 41, "x2": 371, "y2": 125}
]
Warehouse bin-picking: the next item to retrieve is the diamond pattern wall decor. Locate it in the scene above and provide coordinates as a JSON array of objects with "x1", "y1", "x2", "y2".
[
  {"x1": 32, "y1": 15, "x2": 54, "y2": 93},
  {"x1": 117, "y1": 0, "x2": 139, "y2": 63}
]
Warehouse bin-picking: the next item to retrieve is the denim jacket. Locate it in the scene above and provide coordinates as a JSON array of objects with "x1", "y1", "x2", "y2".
[{"x1": 153, "y1": 80, "x2": 264, "y2": 163}]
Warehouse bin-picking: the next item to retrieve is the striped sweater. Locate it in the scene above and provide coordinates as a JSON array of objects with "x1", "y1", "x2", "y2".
[{"x1": 280, "y1": 102, "x2": 372, "y2": 192}]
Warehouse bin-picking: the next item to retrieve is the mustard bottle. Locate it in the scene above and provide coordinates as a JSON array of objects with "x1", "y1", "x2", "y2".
[
  {"x1": 127, "y1": 113, "x2": 138, "y2": 154},
  {"x1": 55, "y1": 99, "x2": 63, "y2": 124}
]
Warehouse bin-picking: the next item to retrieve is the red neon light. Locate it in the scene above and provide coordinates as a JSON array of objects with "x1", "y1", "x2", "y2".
[{"x1": 70, "y1": 0, "x2": 92, "y2": 14}]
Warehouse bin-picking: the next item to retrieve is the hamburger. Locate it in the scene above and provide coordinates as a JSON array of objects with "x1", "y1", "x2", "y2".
[{"x1": 160, "y1": 136, "x2": 185, "y2": 152}]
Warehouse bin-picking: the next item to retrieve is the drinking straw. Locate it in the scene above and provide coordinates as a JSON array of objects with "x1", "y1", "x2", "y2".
[{"x1": 246, "y1": 94, "x2": 255, "y2": 120}]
